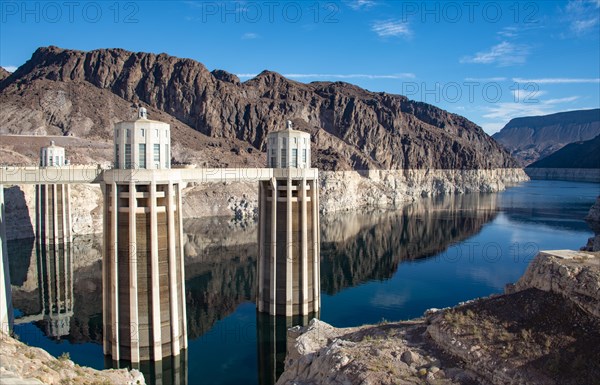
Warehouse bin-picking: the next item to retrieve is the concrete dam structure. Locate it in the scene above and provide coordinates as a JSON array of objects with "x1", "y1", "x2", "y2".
[{"x1": 0, "y1": 109, "x2": 322, "y2": 369}]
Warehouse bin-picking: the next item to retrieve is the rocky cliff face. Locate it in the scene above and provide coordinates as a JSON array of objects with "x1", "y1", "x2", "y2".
[
  {"x1": 492, "y1": 109, "x2": 600, "y2": 166},
  {"x1": 1, "y1": 46, "x2": 516, "y2": 170}
]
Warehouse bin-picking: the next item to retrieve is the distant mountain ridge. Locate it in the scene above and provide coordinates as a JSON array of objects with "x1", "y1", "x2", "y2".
[
  {"x1": 528, "y1": 135, "x2": 600, "y2": 169},
  {"x1": 0, "y1": 46, "x2": 517, "y2": 170},
  {"x1": 492, "y1": 109, "x2": 600, "y2": 166}
]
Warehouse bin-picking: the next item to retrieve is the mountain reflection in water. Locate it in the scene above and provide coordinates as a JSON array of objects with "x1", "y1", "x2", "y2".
[
  {"x1": 9, "y1": 181, "x2": 596, "y2": 385},
  {"x1": 11, "y1": 193, "x2": 498, "y2": 347}
]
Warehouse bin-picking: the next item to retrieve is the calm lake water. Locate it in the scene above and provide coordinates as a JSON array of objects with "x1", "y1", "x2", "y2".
[{"x1": 8, "y1": 180, "x2": 599, "y2": 385}]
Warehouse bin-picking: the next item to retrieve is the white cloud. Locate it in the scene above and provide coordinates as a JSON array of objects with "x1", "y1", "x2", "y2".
[
  {"x1": 460, "y1": 41, "x2": 529, "y2": 67},
  {"x1": 2, "y1": 66, "x2": 17, "y2": 73},
  {"x1": 464, "y1": 77, "x2": 507, "y2": 82},
  {"x1": 512, "y1": 77, "x2": 600, "y2": 84},
  {"x1": 511, "y1": 89, "x2": 547, "y2": 102},
  {"x1": 236, "y1": 73, "x2": 416, "y2": 80},
  {"x1": 348, "y1": 0, "x2": 376, "y2": 10},
  {"x1": 371, "y1": 19, "x2": 412, "y2": 38},
  {"x1": 564, "y1": 0, "x2": 600, "y2": 36},
  {"x1": 241, "y1": 32, "x2": 259, "y2": 40}
]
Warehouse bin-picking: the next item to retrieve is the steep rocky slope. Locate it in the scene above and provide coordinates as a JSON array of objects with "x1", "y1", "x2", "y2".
[
  {"x1": 492, "y1": 109, "x2": 600, "y2": 166},
  {"x1": 0, "y1": 67, "x2": 10, "y2": 82},
  {"x1": 527, "y1": 134, "x2": 600, "y2": 168},
  {"x1": 1, "y1": 46, "x2": 516, "y2": 170}
]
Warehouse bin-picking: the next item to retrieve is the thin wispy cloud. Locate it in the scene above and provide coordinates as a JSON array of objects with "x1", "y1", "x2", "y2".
[
  {"x1": 497, "y1": 26, "x2": 519, "y2": 38},
  {"x1": 460, "y1": 41, "x2": 529, "y2": 66},
  {"x1": 464, "y1": 77, "x2": 507, "y2": 82},
  {"x1": 2, "y1": 66, "x2": 17, "y2": 73},
  {"x1": 242, "y1": 32, "x2": 259, "y2": 40},
  {"x1": 237, "y1": 73, "x2": 416, "y2": 80},
  {"x1": 512, "y1": 77, "x2": 600, "y2": 84},
  {"x1": 371, "y1": 19, "x2": 412, "y2": 38},
  {"x1": 563, "y1": 0, "x2": 600, "y2": 36},
  {"x1": 511, "y1": 89, "x2": 547, "y2": 102},
  {"x1": 347, "y1": 0, "x2": 376, "y2": 10}
]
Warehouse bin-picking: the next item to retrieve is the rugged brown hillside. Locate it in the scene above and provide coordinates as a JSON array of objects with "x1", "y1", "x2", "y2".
[
  {"x1": 0, "y1": 67, "x2": 10, "y2": 82},
  {"x1": 492, "y1": 109, "x2": 600, "y2": 166},
  {"x1": 1, "y1": 46, "x2": 517, "y2": 170}
]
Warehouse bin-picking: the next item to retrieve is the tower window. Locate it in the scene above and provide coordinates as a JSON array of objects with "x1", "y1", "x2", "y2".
[
  {"x1": 165, "y1": 144, "x2": 169, "y2": 168},
  {"x1": 281, "y1": 149, "x2": 287, "y2": 167},
  {"x1": 291, "y1": 149, "x2": 298, "y2": 168},
  {"x1": 154, "y1": 144, "x2": 160, "y2": 167},
  {"x1": 125, "y1": 144, "x2": 132, "y2": 168},
  {"x1": 139, "y1": 144, "x2": 146, "y2": 168},
  {"x1": 302, "y1": 149, "x2": 307, "y2": 164}
]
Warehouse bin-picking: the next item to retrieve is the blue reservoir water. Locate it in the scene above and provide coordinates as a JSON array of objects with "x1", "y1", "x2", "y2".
[{"x1": 8, "y1": 180, "x2": 598, "y2": 385}]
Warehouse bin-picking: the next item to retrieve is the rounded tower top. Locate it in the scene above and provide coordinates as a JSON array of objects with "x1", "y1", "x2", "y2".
[
  {"x1": 114, "y1": 109, "x2": 171, "y2": 170},
  {"x1": 40, "y1": 140, "x2": 66, "y2": 167},
  {"x1": 266, "y1": 120, "x2": 311, "y2": 169}
]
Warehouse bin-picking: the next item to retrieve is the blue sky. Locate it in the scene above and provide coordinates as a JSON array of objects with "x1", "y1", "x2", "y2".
[{"x1": 1, "y1": 0, "x2": 599, "y2": 134}]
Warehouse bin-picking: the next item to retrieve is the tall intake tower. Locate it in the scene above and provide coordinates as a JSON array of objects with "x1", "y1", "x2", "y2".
[
  {"x1": 102, "y1": 108, "x2": 187, "y2": 364},
  {"x1": 257, "y1": 120, "x2": 320, "y2": 316},
  {"x1": 37, "y1": 141, "x2": 71, "y2": 245}
]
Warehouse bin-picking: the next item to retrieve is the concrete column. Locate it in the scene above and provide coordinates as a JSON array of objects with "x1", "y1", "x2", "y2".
[
  {"x1": 36, "y1": 185, "x2": 42, "y2": 245},
  {"x1": 311, "y1": 179, "x2": 319, "y2": 312},
  {"x1": 66, "y1": 184, "x2": 72, "y2": 242},
  {"x1": 61, "y1": 185, "x2": 67, "y2": 244},
  {"x1": 110, "y1": 182, "x2": 120, "y2": 360},
  {"x1": 176, "y1": 183, "x2": 188, "y2": 350},
  {"x1": 129, "y1": 182, "x2": 140, "y2": 363},
  {"x1": 285, "y1": 176, "x2": 293, "y2": 316},
  {"x1": 149, "y1": 181, "x2": 162, "y2": 360},
  {"x1": 300, "y1": 177, "x2": 308, "y2": 316},
  {"x1": 44, "y1": 184, "x2": 50, "y2": 244},
  {"x1": 101, "y1": 184, "x2": 108, "y2": 353},
  {"x1": 270, "y1": 178, "x2": 277, "y2": 315},
  {"x1": 167, "y1": 182, "x2": 181, "y2": 355},
  {"x1": 0, "y1": 185, "x2": 14, "y2": 335},
  {"x1": 257, "y1": 182, "x2": 265, "y2": 313},
  {"x1": 52, "y1": 184, "x2": 58, "y2": 245}
]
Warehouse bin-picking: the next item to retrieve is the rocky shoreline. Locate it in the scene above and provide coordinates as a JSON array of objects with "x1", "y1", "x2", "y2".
[
  {"x1": 0, "y1": 334, "x2": 146, "y2": 385},
  {"x1": 277, "y1": 250, "x2": 600, "y2": 385},
  {"x1": 3, "y1": 168, "x2": 528, "y2": 240}
]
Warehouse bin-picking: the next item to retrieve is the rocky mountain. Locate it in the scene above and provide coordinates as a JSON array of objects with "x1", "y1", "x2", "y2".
[
  {"x1": 0, "y1": 67, "x2": 10, "y2": 82},
  {"x1": 527, "y1": 134, "x2": 600, "y2": 169},
  {"x1": 0, "y1": 46, "x2": 517, "y2": 170},
  {"x1": 492, "y1": 109, "x2": 600, "y2": 166}
]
